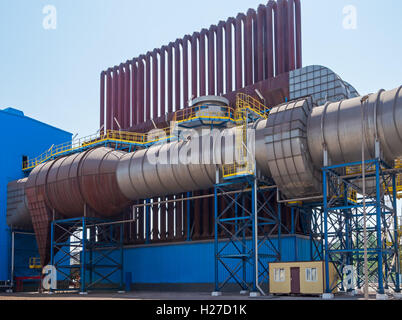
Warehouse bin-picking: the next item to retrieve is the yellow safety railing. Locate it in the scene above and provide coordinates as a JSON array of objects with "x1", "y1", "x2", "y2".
[
  {"x1": 387, "y1": 159, "x2": 402, "y2": 199},
  {"x1": 346, "y1": 159, "x2": 402, "y2": 199},
  {"x1": 29, "y1": 257, "x2": 42, "y2": 269},
  {"x1": 173, "y1": 104, "x2": 236, "y2": 124},
  {"x1": 222, "y1": 93, "x2": 270, "y2": 178},
  {"x1": 23, "y1": 128, "x2": 173, "y2": 171},
  {"x1": 235, "y1": 92, "x2": 271, "y2": 121}
]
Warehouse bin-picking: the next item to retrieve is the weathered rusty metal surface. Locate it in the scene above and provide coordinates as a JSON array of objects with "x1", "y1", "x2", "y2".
[
  {"x1": 24, "y1": 147, "x2": 132, "y2": 264},
  {"x1": 100, "y1": 0, "x2": 302, "y2": 131}
]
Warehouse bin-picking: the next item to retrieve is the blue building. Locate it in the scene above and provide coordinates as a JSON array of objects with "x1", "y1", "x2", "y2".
[{"x1": 0, "y1": 107, "x2": 71, "y2": 282}]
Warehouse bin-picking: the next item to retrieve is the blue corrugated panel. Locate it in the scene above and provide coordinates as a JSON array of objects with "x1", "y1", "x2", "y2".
[
  {"x1": 92, "y1": 236, "x2": 313, "y2": 284},
  {"x1": 0, "y1": 108, "x2": 72, "y2": 281}
]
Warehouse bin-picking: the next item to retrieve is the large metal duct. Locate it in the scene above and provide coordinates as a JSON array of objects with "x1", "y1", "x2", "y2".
[
  {"x1": 13, "y1": 87, "x2": 402, "y2": 264},
  {"x1": 308, "y1": 87, "x2": 402, "y2": 168}
]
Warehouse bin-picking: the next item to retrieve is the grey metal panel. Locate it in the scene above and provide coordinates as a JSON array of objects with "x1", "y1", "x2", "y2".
[
  {"x1": 6, "y1": 179, "x2": 32, "y2": 230},
  {"x1": 265, "y1": 99, "x2": 321, "y2": 198}
]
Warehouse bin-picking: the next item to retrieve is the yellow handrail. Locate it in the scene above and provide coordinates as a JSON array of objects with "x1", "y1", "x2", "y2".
[
  {"x1": 173, "y1": 105, "x2": 236, "y2": 123},
  {"x1": 23, "y1": 128, "x2": 173, "y2": 171}
]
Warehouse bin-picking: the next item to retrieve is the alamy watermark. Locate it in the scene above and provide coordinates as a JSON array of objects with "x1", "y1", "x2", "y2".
[
  {"x1": 42, "y1": 5, "x2": 57, "y2": 30},
  {"x1": 343, "y1": 5, "x2": 357, "y2": 30},
  {"x1": 144, "y1": 126, "x2": 256, "y2": 166}
]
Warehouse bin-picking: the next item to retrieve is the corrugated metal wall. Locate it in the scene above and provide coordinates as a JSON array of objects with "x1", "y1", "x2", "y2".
[
  {"x1": 98, "y1": 0, "x2": 304, "y2": 246},
  {"x1": 90, "y1": 236, "x2": 312, "y2": 285}
]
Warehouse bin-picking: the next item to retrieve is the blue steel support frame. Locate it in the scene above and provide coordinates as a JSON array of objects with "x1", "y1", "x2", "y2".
[
  {"x1": 322, "y1": 158, "x2": 400, "y2": 294},
  {"x1": 50, "y1": 217, "x2": 124, "y2": 293},
  {"x1": 213, "y1": 175, "x2": 282, "y2": 293}
]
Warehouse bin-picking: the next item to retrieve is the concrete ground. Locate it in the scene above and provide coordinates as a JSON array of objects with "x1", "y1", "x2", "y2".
[{"x1": 0, "y1": 291, "x2": 396, "y2": 300}]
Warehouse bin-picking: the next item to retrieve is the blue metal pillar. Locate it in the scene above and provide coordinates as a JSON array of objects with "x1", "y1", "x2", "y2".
[
  {"x1": 81, "y1": 217, "x2": 87, "y2": 293},
  {"x1": 323, "y1": 168, "x2": 331, "y2": 293},
  {"x1": 145, "y1": 199, "x2": 150, "y2": 244},
  {"x1": 186, "y1": 192, "x2": 191, "y2": 242},
  {"x1": 251, "y1": 178, "x2": 257, "y2": 293},
  {"x1": 50, "y1": 221, "x2": 55, "y2": 294},
  {"x1": 277, "y1": 200, "x2": 282, "y2": 261},
  {"x1": 120, "y1": 223, "x2": 124, "y2": 291},
  {"x1": 393, "y1": 174, "x2": 401, "y2": 292},
  {"x1": 214, "y1": 186, "x2": 219, "y2": 292},
  {"x1": 375, "y1": 160, "x2": 385, "y2": 294}
]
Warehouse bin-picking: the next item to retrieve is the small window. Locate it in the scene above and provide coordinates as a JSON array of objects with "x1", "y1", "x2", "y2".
[
  {"x1": 306, "y1": 268, "x2": 318, "y2": 282},
  {"x1": 274, "y1": 268, "x2": 285, "y2": 282}
]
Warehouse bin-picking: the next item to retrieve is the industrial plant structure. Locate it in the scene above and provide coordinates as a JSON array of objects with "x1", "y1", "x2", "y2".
[{"x1": 2, "y1": 0, "x2": 402, "y2": 299}]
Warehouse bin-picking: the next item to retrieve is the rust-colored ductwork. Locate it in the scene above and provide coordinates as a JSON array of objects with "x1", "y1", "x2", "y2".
[
  {"x1": 208, "y1": 26, "x2": 216, "y2": 96},
  {"x1": 167, "y1": 43, "x2": 174, "y2": 113},
  {"x1": 131, "y1": 59, "x2": 138, "y2": 126},
  {"x1": 101, "y1": 0, "x2": 302, "y2": 131},
  {"x1": 191, "y1": 32, "x2": 199, "y2": 99},
  {"x1": 112, "y1": 67, "x2": 119, "y2": 130},
  {"x1": 160, "y1": 46, "x2": 167, "y2": 116},
  {"x1": 216, "y1": 22, "x2": 225, "y2": 96},
  {"x1": 152, "y1": 50, "x2": 159, "y2": 118},
  {"x1": 137, "y1": 56, "x2": 145, "y2": 125},
  {"x1": 145, "y1": 52, "x2": 152, "y2": 121},
  {"x1": 124, "y1": 62, "x2": 131, "y2": 129},
  {"x1": 118, "y1": 64, "x2": 125, "y2": 128},
  {"x1": 100, "y1": 71, "x2": 105, "y2": 133},
  {"x1": 199, "y1": 29, "x2": 208, "y2": 96},
  {"x1": 25, "y1": 147, "x2": 132, "y2": 265},
  {"x1": 183, "y1": 35, "x2": 191, "y2": 107},
  {"x1": 235, "y1": 13, "x2": 245, "y2": 90},
  {"x1": 244, "y1": 10, "x2": 254, "y2": 87},
  {"x1": 225, "y1": 18, "x2": 235, "y2": 93},
  {"x1": 106, "y1": 69, "x2": 112, "y2": 130},
  {"x1": 174, "y1": 39, "x2": 182, "y2": 110},
  {"x1": 93, "y1": 0, "x2": 304, "y2": 247}
]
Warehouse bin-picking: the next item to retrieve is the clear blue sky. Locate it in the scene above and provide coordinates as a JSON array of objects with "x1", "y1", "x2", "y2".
[{"x1": 0, "y1": 0, "x2": 401, "y2": 137}]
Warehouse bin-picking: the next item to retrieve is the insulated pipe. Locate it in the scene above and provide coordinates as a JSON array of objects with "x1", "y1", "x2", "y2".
[
  {"x1": 295, "y1": 0, "x2": 302, "y2": 68},
  {"x1": 160, "y1": 46, "x2": 167, "y2": 116},
  {"x1": 137, "y1": 56, "x2": 145, "y2": 125},
  {"x1": 225, "y1": 18, "x2": 235, "y2": 93},
  {"x1": 256, "y1": 6, "x2": 266, "y2": 82},
  {"x1": 124, "y1": 62, "x2": 131, "y2": 129},
  {"x1": 183, "y1": 36, "x2": 190, "y2": 106},
  {"x1": 131, "y1": 59, "x2": 138, "y2": 127},
  {"x1": 145, "y1": 52, "x2": 152, "y2": 121},
  {"x1": 152, "y1": 50, "x2": 159, "y2": 118},
  {"x1": 266, "y1": 1, "x2": 277, "y2": 78},
  {"x1": 106, "y1": 69, "x2": 112, "y2": 131},
  {"x1": 191, "y1": 33, "x2": 199, "y2": 100},
  {"x1": 308, "y1": 87, "x2": 402, "y2": 168},
  {"x1": 112, "y1": 66, "x2": 119, "y2": 130},
  {"x1": 208, "y1": 25, "x2": 216, "y2": 96},
  {"x1": 216, "y1": 22, "x2": 225, "y2": 96},
  {"x1": 100, "y1": 71, "x2": 105, "y2": 132},
  {"x1": 235, "y1": 14, "x2": 245, "y2": 90},
  {"x1": 199, "y1": 29, "x2": 208, "y2": 96},
  {"x1": 174, "y1": 39, "x2": 182, "y2": 110},
  {"x1": 276, "y1": 0, "x2": 285, "y2": 75},
  {"x1": 287, "y1": 0, "x2": 296, "y2": 70},
  {"x1": 167, "y1": 43, "x2": 174, "y2": 113},
  {"x1": 252, "y1": 10, "x2": 259, "y2": 83},
  {"x1": 281, "y1": 0, "x2": 290, "y2": 72},
  {"x1": 118, "y1": 64, "x2": 125, "y2": 128},
  {"x1": 244, "y1": 10, "x2": 254, "y2": 87}
]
